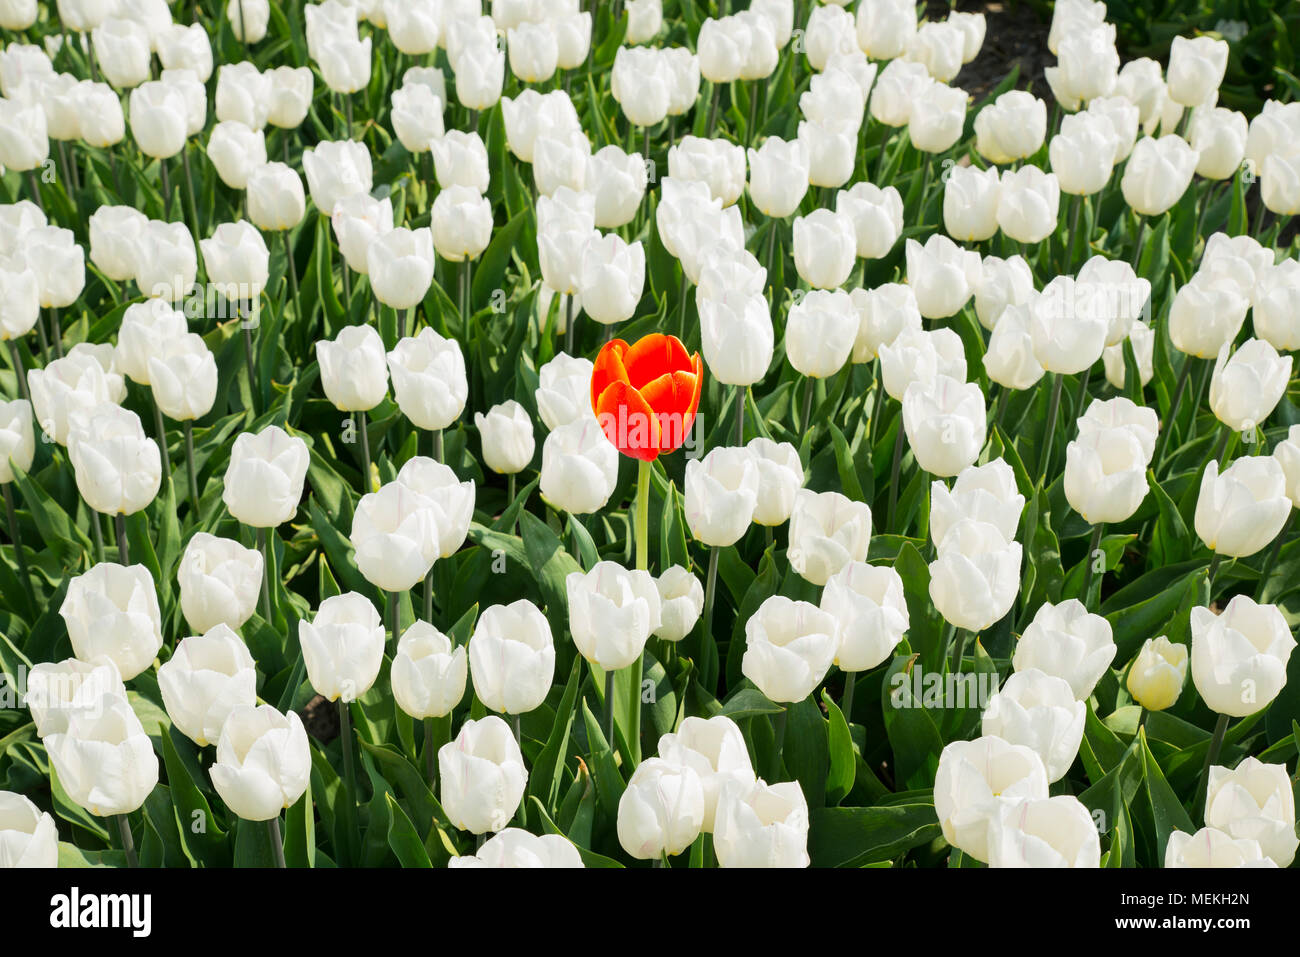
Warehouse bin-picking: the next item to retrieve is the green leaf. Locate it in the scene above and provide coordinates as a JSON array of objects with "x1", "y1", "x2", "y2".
[
  {"x1": 386, "y1": 792, "x2": 433, "y2": 868},
  {"x1": 807, "y1": 800, "x2": 941, "y2": 867}
]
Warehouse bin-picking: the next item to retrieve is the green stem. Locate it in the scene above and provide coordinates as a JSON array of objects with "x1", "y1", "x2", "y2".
[
  {"x1": 388, "y1": 590, "x2": 400, "y2": 646},
  {"x1": 1207, "y1": 551, "x2": 1223, "y2": 588},
  {"x1": 2, "y1": 483, "x2": 32, "y2": 610},
  {"x1": 117, "y1": 814, "x2": 137, "y2": 868},
  {"x1": 358, "y1": 411, "x2": 371, "y2": 495},
  {"x1": 114, "y1": 512, "x2": 129, "y2": 565},
  {"x1": 886, "y1": 407, "x2": 905, "y2": 532},
  {"x1": 734, "y1": 385, "x2": 745, "y2": 444},
  {"x1": 1037, "y1": 373, "x2": 1064, "y2": 484},
  {"x1": 283, "y1": 231, "x2": 302, "y2": 323},
  {"x1": 48, "y1": 308, "x2": 63, "y2": 359},
  {"x1": 800, "y1": 376, "x2": 814, "y2": 433},
  {"x1": 425, "y1": 716, "x2": 437, "y2": 787},
  {"x1": 635, "y1": 459, "x2": 650, "y2": 572},
  {"x1": 268, "y1": 816, "x2": 286, "y2": 868},
  {"x1": 603, "y1": 667, "x2": 615, "y2": 748},
  {"x1": 6, "y1": 340, "x2": 29, "y2": 402},
  {"x1": 1080, "y1": 523, "x2": 1104, "y2": 608},
  {"x1": 771, "y1": 707, "x2": 788, "y2": 780},
  {"x1": 153, "y1": 402, "x2": 171, "y2": 486},
  {"x1": 841, "y1": 672, "x2": 855, "y2": 723},
  {"x1": 1194, "y1": 713, "x2": 1230, "y2": 820},
  {"x1": 424, "y1": 569, "x2": 434, "y2": 623},
  {"x1": 1153, "y1": 357, "x2": 1193, "y2": 469},
  {"x1": 337, "y1": 698, "x2": 360, "y2": 862},
  {"x1": 1254, "y1": 512, "x2": 1293, "y2": 602},
  {"x1": 564, "y1": 291, "x2": 575, "y2": 355},
  {"x1": 183, "y1": 420, "x2": 199, "y2": 513},
  {"x1": 257, "y1": 527, "x2": 272, "y2": 623}
]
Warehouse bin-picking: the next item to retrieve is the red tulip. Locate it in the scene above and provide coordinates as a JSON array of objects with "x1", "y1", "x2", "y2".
[{"x1": 590, "y1": 333, "x2": 704, "y2": 461}]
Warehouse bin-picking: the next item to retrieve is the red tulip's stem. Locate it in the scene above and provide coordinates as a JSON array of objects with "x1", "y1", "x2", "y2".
[{"x1": 635, "y1": 458, "x2": 650, "y2": 572}]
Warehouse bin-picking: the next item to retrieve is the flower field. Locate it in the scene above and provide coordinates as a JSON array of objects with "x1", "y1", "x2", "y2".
[{"x1": 0, "y1": 0, "x2": 1297, "y2": 871}]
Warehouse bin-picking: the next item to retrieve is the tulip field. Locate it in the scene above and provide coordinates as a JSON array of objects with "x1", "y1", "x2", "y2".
[{"x1": 0, "y1": 0, "x2": 1299, "y2": 873}]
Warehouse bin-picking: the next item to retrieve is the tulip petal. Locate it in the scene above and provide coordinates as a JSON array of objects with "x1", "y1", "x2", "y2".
[
  {"x1": 621, "y1": 333, "x2": 693, "y2": 390},
  {"x1": 590, "y1": 338, "x2": 631, "y2": 412},
  {"x1": 595, "y1": 379, "x2": 661, "y2": 461}
]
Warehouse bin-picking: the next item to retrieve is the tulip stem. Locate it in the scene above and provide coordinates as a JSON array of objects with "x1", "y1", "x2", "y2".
[
  {"x1": 153, "y1": 403, "x2": 171, "y2": 486},
  {"x1": 1194, "y1": 713, "x2": 1230, "y2": 820},
  {"x1": 268, "y1": 816, "x2": 286, "y2": 868},
  {"x1": 512, "y1": 713, "x2": 522, "y2": 748},
  {"x1": 700, "y1": 544, "x2": 719, "y2": 673},
  {"x1": 48, "y1": 308, "x2": 63, "y2": 359},
  {"x1": 183, "y1": 420, "x2": 199, "y2": 513},
  {"x1": 434, "y1": 429, "x2": 444, "y2": 464},
  {"x1": 257, "y1": 528, "x2": 273, "y2": 623},
  {"x1": 1037, "y1": 373, "x2": 1064, "y2": 485},
  {"x1": 564, "y1": 292, "x2": 575, "y2": 355},
  {"x1": 160, "y1": 159, "x2": 172, "y2": 221},
  {"x1": 337, "y1": 699, "x2": 360, "y2": 862},
  {"x1": 6, "y1": 341, "x2": 29, "y2": 402},
  {"x1": 23, "y1": 170, "x2": 44, "y2": 215},
  {"x1": 602, "y1": 668, "x2": 615, "y2": 747},
  {"x1": 635, "y1": 459, "x2": 651, "y2": 572},
  {"x1": 424, "y1": 717, "x2": 436, "y2": 787},
  {"x1": 705, "y1": 83, "x2": 720, "y2": 139},
  {"x1": 1254, "y1": 513, "x2": 1292, "y2": 602},
  {"x1": 734, "y1": 385, "x2": 745, "y2": 444},
  {"x1": 1073, "y1": 367, "x2": 1092, "y2": 417},
  {"x1": 1207, "y1": 552, "x2": 1223, "y2": 588},
  {"x1": 1080, "y1": 523, "x2": 1105, "y2": 608},
  {"x1": 282, "y1": 232, "x2": 302, "y2": 324},
  {"x1": 242, "y1": 318, "x2": 258, "y2": 414},
  {"x1": 840, "y1": 671, "x2": 855, "y2": 723},
  {"x1": 2, "y1": 483, "x2": 32, "y2": 611},
  {"x1": 886, "y1": 409, "x2": 905, "y2": 532},
  {"x1": 771, "y1": 707, "x2": 787, "y2": 780},
  {"x1": 1132, "y1": 218, "x2": 1148, "y2": 274},
  {"x1": 948, "y1": 626, "x2": 966, "y2": 675},
  {"x1": 116, "y1": 814, "x2": 137, "y2": 868},
  {"x1": 90, "y1": 510, "x2": 105, "y2": 564},
  {"x1": 800, "y1": 376, "x2": 814, "y2": 433},
  {"x1": 1153, "y1": 357, "x2": 1193, "y2": 469},
  {"x1": 424, "y1": 569, "x2": 434, "y2": 622},
  {"x1": 181, "y1": 146, "x2": 200, "y2": 248},
  {"x1": 358, "y1": 411, "x2": 371, "y2": 494},
  {"x1": 114, "y1": 512, "x2": 129, "y2": 565},
  {"x1": 388, "y1": 590, "x2": 400, "y2": 646},
  {"x1": 764, "y1": 219, "x2": 778, "y2": 296}
]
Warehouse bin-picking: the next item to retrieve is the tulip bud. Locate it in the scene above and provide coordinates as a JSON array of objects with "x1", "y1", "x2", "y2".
[
  {"x1": 0, "y1": 0, "x2": 36, "y2": 31},
  {"x1": 535, "y1": 352, "x2": 594, "y2": 431},
  {"x1": 222, "y1": 425, "x2": 311, "y2": 528},
  {"x1": 975, "y1": 91, "x2": 1047, "y2": 165},
  {"x1": 1165, "y1": 827, "x2": 1276, "y2": 868},
  {"x1": 1261, "y1": 151, "x2": 1300, "y2": 216},
  {"x1": 870, "y1": 58, "x2": 930, "y2": 127},
  {"x1": 566, "y1": 561, "x2": 661, "y2": 670},
  {"x1": 944, "y1": 164, "x2": 1002, "y2": 243},
  {"x1": 698, "y1": 288, "x2": 773, "y2": 388},
  {"x1": 685, "y1": 446, "x2": 760, "y2": 548},
  {"x1": 653, "y1": 565, "x2": 705, "y2": 643},
  {"x1": 1076, "y1": 396, "x2": 1159, "y2": 464},
  {"x1": 247, "y1": 162, "x2": 307, "y2": 232},
  {"x1": 214, "y1": 62, "x2": 270, "y2": 131},
  {"x1": 792, "y1": 210, "x2": 856, "y2": 290},
  {"x1": 265, "y1": 65, "x2": 313, "y2": 130},
  {"x1": 1167, "y1": 34, "x2": 1228, "y2": 107},
  {"x1": 391, "y1": 83, "x2": 444, "y2": 154},
  {"x1": 0, "y1": 262, "x2": 37, "y2": 345},
  {"x1": 394, "y1": 456, "x2": 474, "y2": 558},
  {"x1": 997, "y1": 166, "x2": 1060, "y2": 244},
  {"x1": 387, "y1": 327, "x2": 468, "y2": 431},
  {"x1": 1274, "y1": 425, "x2": 1300, "y2": 506},
  {"x1": 26, "y1": 352, "x2": 118, "y2": 446},
  {"x1": 540, "y1": 418, "x2": 618, "y2": 514},
  {"x1": 1204, "y1": 757, "x2": 1298, "y2": 867},
  {"x1": 67, "y1": 405, "x2": 162, "y2": 517},
  {"x1": 392, "y1": 621, "x2": 467, "y2": 720},
  {"x1": 506, "y1": 20, "x2": 558, "y2": 85},
  {"x1": 849, "y1": 284, "x2": 922, "y2": 364},
  {"x1": 468, "y1": 400, "x2": 533, "y2": 476},
  {"x1": 928, "y1": 519, "x2": 1022, "y2": 632},
  {"x1": 207, "y1": 121, "x2": 267, "y2": 191},
  {"x1": 905, "y1": 18, "x2": 964, "y2": 82},
  {"x1": 820, "y1": 561, "x2": 909, "y2": 673},
  {"x1": 299, "y1": 592, "x2": 385, "y2": 703},
  {"x1": 315, "y1": 324, "x2": 388, "y2": 414},
  {"x1": 935, "y1": 736, "x2": 1049, "y2": 863},
  {"x1": 44, "y1": 694, "x2": 158, "y2": 817},
  {"x1": 905, "y1": 234, "x2": 982, "y2": 320},
  {"x1": 177, "y1": 532, "x2": 263, "y2": 635},
  {"x1": 1191, "y1": 595, "x2": 1296, "y2": 717},
  {"x1": 987, "y1": 795, "x2": 1100, "y2": 868},
  {"x1": 227, "y1": 0, "x2": 270, "y2": 43},
  {"x1": 1102, "y1": 319, "x2": 1155, "y2": 390},
  {"x1": 908, "y1": 81, "x2": 968, "y2": 154},
  {"x1": 1013, "y1": 599, "x2": 1116, "y2": 700},
  {"x1": 617, "y1": 757, "x2": 705, "y2": 859},
  {"x1": 786, "y1": 289, "x2": 857, "y2": 379},
  {"x1": 973, "y1": 255, "x2": 1034, "y2": 332},
  {"x1": 746, "y1": 136, "x2": 810, "y2": 219},
  {"x1": 468, "y1": 600, "x2": 555, "y2": 715},
  {"x1": 746, "y1": 437, "x2": 804, "y2": 527},
  {"x1": 837, "y1": 183, "x2": 903, "y2": 260},
  {"x1": 626, "y1": 0, "x2": 663, "y2": 44},
  {"x1": 799, "y1": 119, "x2": 855, "y2": 188},
  {"x1": 983, "y1": 302, "x2": 1045, "y2": 391},
  {"x1": 22, "y1": 225, "x2": 85, "y2": 310},
  {"x1": 452, "y1": 37, "x2": 505, "y2": 110},
  {"x1": 351, "y1": 483, "x2": 439, "y2": 591},
  {"x1": 0, "y1": 791, "x2": 57, "y2": 868},
  {"x1": 787, "y1": 489, "x2": 872, "y2": 588},
  {"x1": 210, "y1": 704, "x2": 310, "y2": 821},
  {"x1": 655, "y1": 716, "x2": 754, "y2": 832},
  {"x1": 579, "y1": 233, "x2": 645, "y2": 326},
  {"x1": 930, "y1": 459, "x2": 1025, "y2": 546},
  {"x1": 302, "y1": 139, "x2": 372, "y2": 216},
  {"x1": 450, "y1": 828, "x2": 584, "y2": 867},
  {"x1": 1121, "y1": 135, "x2": 1198, "y2": 216},
  {"x1": 1050, "y1": 112, "x2": 1119, "y2": 196},
  {"x1": 147, "y1": 332, "x2": 218, "y2": 423},
  {"x1": 132, "y1": 219, "x2": 197, "y2": 302},
  {"x1": 1168, "y1": 272, "x2": 1248, "y2": 359},
  {"x1": 157, "y1": 624, "x2": 257, "y2": 748},
  {"x1": 1063, "y1": 428, "x2": 1149, "y2": 524},
  {"x1": 439, "y1": 715, "x2": 527, "y2": 834},
  {"x1": 0, "y1": 399, "x2": 35, "y2": 485},
  {"x1": 902, "y1": 374, "x2": 986, "y2": 478},
  {"x1": 1191, "y1": 106, "x2": 1247, "y2": 180},
  {"x1": 1087, "y1": 95, "x2": 1140, "y2": 161},
  {"x1": 1251, "y1": 259, "x2": 1300, "y2": 352},
  {"x1": 856, "y1": 0, "x2": 917, "y2": 59},
  {"x1": 1027, "y1": 276, "x2": 1109, "y2": 375},
  {"x1": 93, "y1": 18, "x2": 151, "y2": 90},
  {"x1": 668, "y1": 136, "x2": 745, "y2": 207},
  {"x1": 1125, "y1": 635, "x2": 1187, "y2": 712},
  {"x1": 1209, "y1": 339, "x2": 1292, "y2": 435},
  {"x1": 981, "y1": 669, "x2": 1085, "y2": 783},
  {"x1": 1195, "y1": 456, "x2": 1292, "y2": 559},
  {"x1": 586, "y1": 145, "x2": 647, "y2": 229}
]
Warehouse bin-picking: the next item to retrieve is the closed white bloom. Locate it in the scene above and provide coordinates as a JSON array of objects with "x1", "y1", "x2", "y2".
[
  {"x1": 473, "y1": 400, "x2": 534, "y2": 476},
  {"x1": 0, "y1": 0, "x2": 37, "y2": 32},
  {"x1": 329, "y1": 193, "x2": 395, "y2": 275},
  {"x1": 1252, "y1": 259, "x2": 1300, "y2": 352},
  {"x1": 870, "y1": 58, "x2": 931, "y2": 127},
  {"x1": 469, "y1": 600, "x2": 555, "y2": 716},
  {"x1": 856, "y1": 0, "x2": 917, "y2": 60},
  {"x1": 392, "y1": 622, "x2": 467, "y2": 720},
  {"x1": 1076, "y1": 396, "x2": 1159, "y2": 464},
  {"x1": 698, "y1": 289, "x2": 773, "y2": 388},
  {"x1": 1052, "y1": 24, "x2": 1118, "y2": 105},
  {"x1": 905, "y1": 234, "x2": 982, "y2": 320},
  {"x1": 266, "y1": 66, "x2": 314, "y2": 129},
  {"x1": 148, "y1": 332, "x2": 218, "y2": 422},
  {"x1": 902, "y1": 375, "x2": 986, "y2": 479},
  {"x1": 316, "y1": 324, "x2": 389, "y2": 413},
  {"x1": 625, "y1": 0, "x2": 663, "y2": 44},
  {"x1": 1195, "y1": 457, "x2": 1292, "y2": 559},
  {"x1": 930, "y1": 459, "x2": 1025, "y2": 546},
  {"x1": 533, "y1": 129, "x2": 591, "y2": 197},
  {"x1": 714, "y1": 778, "x2": 809, "y2": 868},
  {"x1": 24, "y1": 656, "x2": 126, "y2": 740},
  {"x1": 161, "y1": 67, "x2": 208, "y2": 138},
  {"x1": 391, "y1": 83, "x2": 445, "y2": 153},
  {"x1": 132, "y1": 219, "x2": 197, "y2": 301},
  {"x1": 387, "y1": 328, "x2": 468, "y2": 431},
  {"x1": 158, "y1": 624, "x2": 257, "y2": 747},
  {"x1": 449, "y1": 828, "x2": 584, "y2": 868},
  {"x1": 351, "y1": 482, "x2": 439, "y2": 592},
  {"x1": 0, "y1": 399, "x2": 35, "y2": 485},
  {"x1": 227, "y1": 0, "x2": 270, "y2": 43},
  {"x1": 246, "y1": 162, "x2": 307, "y2": 232},
  {"x1": 27, "y1": 349, "x2": 120, "y2": 445},
  {"x1": 944, "y1": 164, "x2": 1002, "y2": 244},
  {"x1": 429, "y1": 129, "x2": 490, "y2": 192},
  {"x1": 1064, "y1": 427, "x2": 1149, "y2": 524},
  {"x1": 837, "y1": 182, "x2": 903, "y2": 259},
  {"x1": 88, "y1": 206, "x2": 147, "y2": 284},
  {"x1": 1087, "y1": 95, "x2": 1141, "y2": 161},
  {"x1": 299, "y1": 592, "x2": 385, "y2": 703},
  {"x1": 1165, "y1": 827, "x2": 1277, "y2": 868},
  {"x1": 539, "y1": 418, "x2": 618, "y2": 514},
  {"x1": 579, "y1": 234, "x2": 644, "y2": 325},
  {"x1": 975, "y1": 90, "x2": 1047, "y2": 164},
  {"x1": 981, "y1": 669, "x2": 1084, "y2": 783},
  {"x1": 1205, "y1": 757, "x2": 1298, "y2": 867},
  {"x1": 178, "y1": 532, "x2": 263, "y2": 634},
  {"x1": 1102, "y1": 320, "x2": 1155, "y2": 390},
  {"x1": 430, "y1": 185, "x2": 493, "y2": 264},
  {"x1": 929, "y1": 519, "x2": 1022, "y2": 632},
  {"x1": 657, "y1": 715, "x2": 754, "y2": 832},
  {"x1": 1245, "y1": 99, "x2": 1300, "y2": 167},
  {"x1": 317, "y1": 34, "x2": 373, "y2": 95},
  {"x1": 208, "y1": 121, "x2": 267, "y2": 190},
  {"x1": 746, "y1": 136, "x2": 810, "y2": 219},
  {"x1": 535, "y1": 352, "x2": 595, "y2": 431},
  {"x1": 799, "y1": 119, "x2": 855, "y2": 187},
  {"x1": 368, "y1": 227, "x2": 435, "y2": 311},
  {"x1": 156, "y1": 23, "x2": 212, "y2": 82},
  {"x1": 653, "y1": 565, "x2": 705, "y2": 643},
  {"x1": 987, "y1": 795, "x2": 1101, "y2": 868},
  {"x1": 302, "y1": 139, "x2": 372, "y2": 216},
  {"x1": 1191, "y1": 106, "x2": 1247, "y2": 180},
  {"x1": 1260, "y1": 152, "x2": 1300, "y2": 216},
  {"x1": 506, "y1": 19, "x2": 558, "y2": 84},
  {"x1": 1191, "y1": 595, "x2": 1295, "y2": 717},
  {"x1": 985, "y1": 303, "x2": 1046, "y2": 391},
  {"x1": 787, "y1": 489, "x2": 872, "y2": 586},
  {"x1": 390, "y1": 457, "x2": 473, "y2": 559},
  {"x1": 439, "y1": 715, "x2": 527, "y2": 834},
  {"x1": 210, "y1": 705, "x2": 310, "y2": 821},
  {"x1": 214, "y1": 61, "x2": 270, "y2": 130},
  {"x1": 1169, "y1": 273, "x2": 1249, "y2": 359},
  {"x1": 849, "y1": 284, "x2": 922, "y2": 364},
  {"x1": 222, "y1": 425, "x2": 310, "y2": 528},
  {"x1": 821, "y1": 561, "x2": 909, "y2": 673},
  {"x1": 610, "y1": 45, "x2": 669, "y2": 128},
  {"x1": 1209, "y1": 339, "x2": 1292, "y2": 434},
  {"x1": 1013, "y1": 599, "x2": 1116, "y2": 700},
  {"x1": 685, "y1": 445, "x2": 760, "y2": 548},
  {"x1": 586, "y1": 144, "x2": 647, "y2": 228},
  {"x1": 1028, "y1": 276, "x2": 1109, "y2": 375},
  {"x1": 786, "y1": 289, "x2": 857, "y2": 378},
  {"x1": 22, "y1": 225, "x2": 85, "y2": 309},
  {"x1": 44, "y1": 694, "x2": 158, "y2": 817},
  {"x1": 908, "y1": 81, "x2": 967, "y2": 154},
  {"x1": 1126, "y1": 636, "x2": 1188, "y2": 712},
  {"x1": 1167, "y1": 34, "x2": 1228, "y2": 107},
  {"x1": 800, "y1": 68, "x2": 865, "y2": 135},
  {"x1": 566, "y1": 561, "x2": 661, "y2": 671},
  {"x1": 792, "y1": 209, "x2": 856, "y2": 290},
  {"x1": 1050, "y1": 111, "x2": 1119, "y2": 196},
  {"x1": 997, "y1": 166, "x2": 1059, "y2": 244},
  {"x1": 974, "y1": 255, "x2": 1035, "y2": 332},
  {"x1": 1274, "y1": 424, "x2": 1300, "y2": 506},
  {"x1": 1076, "y1": 254, "x2": 1151, "y2": 345},
  {"x1": 742, "y1": 595, "x2": 837, "y2": 703},
  {"x1": 668, "y1": 136, "x2": 745, "y2": 207},
  {"x1": 904, "y1": 18, "x2": 964, "y2": 82},
  {"x1": 1047, "y1": 0, "x2": 1107, "y2": 55},
  {"x1": 1121, "y1": 135, "x2": 1199, "y2": 216},
  {"x1": 67, "y1": 404, "x2": 161, "y2": 517},
  {"x1": 617, "y1": 757, "x2": 704, "y2": 859},
  {"x1": 935, "y1": 736, "x2": 1050, "y2": 863},
  {"x1": 92, "y1": 18, "x2": 151, "y2": 90},
  {"x1": 0, "y1": 263, "x2": 40, "y2": 342},
  {"x1": 747, "y1": 437, "x2": 804, "y2": 527},
  {"x1": 0, "y1": 791, "x2": 57, "y2": 868}
]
